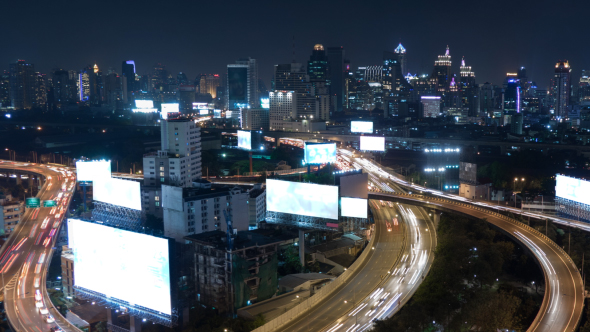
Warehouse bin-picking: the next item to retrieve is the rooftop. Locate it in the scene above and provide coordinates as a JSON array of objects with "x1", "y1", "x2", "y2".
[{"x1": 185, "y1": 230, "x2": 296, "y2": 251}]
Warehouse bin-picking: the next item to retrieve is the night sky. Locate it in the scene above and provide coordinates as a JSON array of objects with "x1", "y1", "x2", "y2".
[{"x1": 4, "y1": 0, "x2": 590, "y2": 89}]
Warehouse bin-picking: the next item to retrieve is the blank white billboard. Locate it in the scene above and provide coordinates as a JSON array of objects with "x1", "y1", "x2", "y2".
[
  {"x1": 266, "y1": 179, "x2": 339, "y2": 220},
  {"x1": 305, "y1": 143, "x2": 337, "y2": 164},
  {"x1": 76, "y1": 160, "x2": 111, "y2": 182},
  {"x1": 135, "y1": 100, "x2": 154, "y2": 109},
  {"x1": 67, "y1": 219, "x2": 171, "y2": 315},
  {"x1": 93, "y1": 178, "x2": 141, "y2": 210},
  {"x1": 351, "y1": 121, "x2": 373, "y2": 133},
  {"x1": 238, "y1": 130, "x2": 252, "y2": 150},
  {"x1": 341, "y1": 197, "x2": 368, "y2": 218},
  {"x1": 556, "y1": 174, "x2": 590, "y2": 206},
  {"x1": 340, "y1": 173, "x2": 368, "y2": 199},
  {"x1": 360, "y1": 136, "x2": 385, "y2": 151},
  {"x1": 161, "y1": 103, "x2": 179, "y2": 119}
]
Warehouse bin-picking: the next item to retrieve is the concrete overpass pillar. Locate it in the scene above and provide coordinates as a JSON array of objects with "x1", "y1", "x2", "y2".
[
  {"x1": 130, "y1": 315, "x2": 143, "y2": 332},
  {"x1": 433, "y1": 211, "x2": 440, "y2": 228},
  {"x1": 299, "y1": 229, "x2": 305, "y2": 270},
  {"x1": 15, "y1": 174, "x2": 22, "y2": 185}
]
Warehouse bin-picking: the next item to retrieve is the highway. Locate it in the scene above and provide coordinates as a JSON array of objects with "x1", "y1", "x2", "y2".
[
  {"x1": 0, "y1": 162, "x2": 77, "y2": 332},
  {"x1": 278, "y1": 200, "x2": 435, "y2": 332},
  {"x1": 349, "y1": 154, "x2": 584, "y2": 332}
]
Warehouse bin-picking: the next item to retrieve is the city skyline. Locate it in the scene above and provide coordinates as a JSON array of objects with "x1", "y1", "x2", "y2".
[{"x1": 4, "y1": 0, "x2": 590, "y2": 87}]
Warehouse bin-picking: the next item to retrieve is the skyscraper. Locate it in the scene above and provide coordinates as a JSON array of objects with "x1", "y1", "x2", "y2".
[
  {"x1": 327, "y1": 47, "x2": 345, "y2": 112},
  {"x1": 382, "y1": 51, "x2": 411, "y2": 117},
  {"x1": 152, "y1": 63, "x2": 168, "y2": 91},
  {"x1": 459, "y1": 57, "x2": 479, "y2": 116},
  {"x1": 121, "y1": 60, "x2": 136, "y2": 93},
  {"x1": 227, "y1": 58, "x2": 258, "y2": 109},
  {"x1": 394, "y1": 43, "x2": 407, "y2": 74},
  {"x1": 551, "y1": 60, "x2": 571, "y2": 117},
  {"x1": 307, "y1": 44, "x2": 329, "y2": 82},
  {"x1": 432, "y1": 46, "x2": 452, "y2": 94},
  {"x1": 0, "y1": 70, "x2": 10, "y2": 108},
  {"x1": 9, "y1": 60, "x2": 36, "y2": 109},
  {"x1": 197, "y1": 74, "x2": 221, "y2": 99}
]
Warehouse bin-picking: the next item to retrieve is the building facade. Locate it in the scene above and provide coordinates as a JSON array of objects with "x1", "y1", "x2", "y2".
[
  {"x1": 9, "y1": 60, "x2": 36, "y2": 109},
  {"x1": 551, "y1": 60, "x2": 571, "y2": 117}
]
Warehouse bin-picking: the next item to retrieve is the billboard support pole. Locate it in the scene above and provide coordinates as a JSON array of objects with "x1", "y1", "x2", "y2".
[
  {"x1": 83, "y1": 185, "x2": 87, "y2": 212},
  {"x1": 299, "y1": 229, "x2": 305, "y2": 271},
  {"x1": 249, "y1": 151, "x2": 253, "y2": 174}
]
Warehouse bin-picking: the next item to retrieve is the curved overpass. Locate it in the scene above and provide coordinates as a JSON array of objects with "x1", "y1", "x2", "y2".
[
  {"x1": 370, "y1": 192, "x2": 584, "y2": 332},
  {"x1": 0, "y1": 162, "x2": 77, "y2": 332}
]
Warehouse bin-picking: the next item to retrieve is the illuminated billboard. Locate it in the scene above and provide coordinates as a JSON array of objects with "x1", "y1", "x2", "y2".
[
  {"x1": 304, "y1": 143, "x2": 337, "y2": 164},
  {"x1": 192, "y1": 102, "x2": 208, "y2": 110},
  {"x1": 199, "y1": 109, "x2": 209, "y2": 115},
  {"x1": 237, "y1": 130, "x2": 252, "y2": 150},
  {"x1": 135, "y1": 100, "x2": 154, "y2": 109},
  {"x1": 228, "y1": 67, "x2": 247, "y2": 102},
  {"x1": 67, "y1": 219, "x2": 171, "y2": 316},
  {"x1": 93, "y1": 178, "x2": 141, "y2": 210},
  {"x1": 556, "y1": 174, "x2": 590, "y2": 206},
  {"x1": 76, "y1": 160, "x2": 111, "y2": 182},
  {"x1": 214, "y1": 109, "x2": 222, "y2": 118},
  {"x1": 161, "y1": 103, "x2": 179, "y2": 120},
  {"x1": 351, "y1": 121, "x2": 373, "y2": 133},
  {"x1": 360, "y1": 136, "x2": 385, "y2": 151},
  {"x1": 341, "y1": 197, "x2": 368, "y2": 218},
  {"x1": 266, "y1": 179, "x2": 339, "y2": 220}
]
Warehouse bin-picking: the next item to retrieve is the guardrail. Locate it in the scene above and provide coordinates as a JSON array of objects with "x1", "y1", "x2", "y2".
[
  {"x1": 252, "y1": 226, "x2": 379, "y2": 332},
  {"x1": 252, "y1": 204, "x2": 410, "y2": 332},
  {"x1": 377, "y1": 192, "x2": 583, "y2": 332}
]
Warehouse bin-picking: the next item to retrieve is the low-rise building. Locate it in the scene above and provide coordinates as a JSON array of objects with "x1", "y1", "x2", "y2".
[
  {"x1": 248, "y1": 184, "x2": 266, "y2": 228},
  {"x1": 61, "y1": 245, "x2": 75, "y2": 298},
  {"x1": 162, "y1": 183, "x2": 250, "y2": 242},
  {"x1": 0, "y1": 199, "x2": 24, "y2": 235},
  {"x1": 185, "y1": 229, "x2": 296, "y2": 314}
]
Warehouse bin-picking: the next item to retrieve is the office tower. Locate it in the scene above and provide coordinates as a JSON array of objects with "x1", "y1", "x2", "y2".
[
  {"x1": 177, "y1": 72, "x2": 188, "y2": 85},
  {"x1": 121, "y1": 60, "x2": 136, "y2": 93},
  {"x1": 432, "y1": 46, "x2": 452, "y2": 93},
  {"x1": 307, "y1": 44, "x2": 329, "y2": 82},
  {"x1": 459, "y1": 57, "x2": 479, "y2": 116},
  {"x1": 394, "y1": 43, "x2": 407, "y2": 74},
  {"x1": 421, "y1": 96, "x2": 442, "y2": 117},
  {"x1": 269, "y1": 91, "x2": 296, "y2": 130},
  {"x1": 78, "y1": 66, "x2": 91, "y2": 101},
  {"x1": 578, "y1": 70, "x2": 590, "y2": 103},
  {"x1": 103, "y1": 72, "x2": 125, "y2": 109},
  {"x1": 503, "y1": 74, "x2": 521, "y2": 113},
  {"x1": 152, "y1": 62, "x2": 168, "y2": 90},
  {"x1": 273, "y1": 63, "x2": 309, "y2": 92},
  {"x1": 479, "y1": 82, "x2": 495, "y2": 116},
  {"x1": 35, "y1": 73, "x2": 47, "y2": 109},
  {"x1": 197, "y1": 74, "x2": 222, "y2": 99},
  {"x1": 364, "y1": 65, "x2": 382, "y2": 83},
  {"x1": 551, "y1": 60, "x2": 572, "y2": 117},
  {"x1": 52, "y1": 70, "x2": 74, "y2": 108},
  {"x1": 178, "y1": 85, "x2": 196, "y2": 113},
  {"x1": 327, "y1": 47, "x2": 345, "y2": 112},
  {"x1": 382, "y1": 51, "x2": 411, "y2": 117},
  {"x1": 241, "y1": 108, "x2": 269, "y2": 131},
  {"x1": 9, "y1": 60, "x2": 36, "y2": 109},
  {"x1": 510, "y1": 113, "x2": 523, "y2": 135},
  {"x1": 227, "y1": 57, "x2": 258, "y2": 109},
  {"x1": 0, "y1": 70, "x2": 10, "y2": 108}
]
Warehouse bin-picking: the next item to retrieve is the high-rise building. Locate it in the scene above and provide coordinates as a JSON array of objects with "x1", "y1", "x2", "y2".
[
  {"x1": 503, "y1": 73, "x2": 521, "y2": 113},
  {"x1": 394, "y1": 43, "x2": 407, "y2": 75},
  {"x1": 178, "y1": 85, "x2": 196, "y2": 113},
  {"x1": 327, "y1": 47, "x2": 345, "y2": 112},
  {"x1": 421, "y1": 96, "x2": 442, "y2": 117},
  {"x1": 0, "y1": 70, "x2": 10, "y2": 108},
  {"x1": 227, "y1": 58, "x2": 258, "y2": 109},
  {"x1": 273, "y1": 63, "x2": 309, "y2": 92},
  {"x1": 241, "y1": 108, "x2": 269, "y2": 131},
  {"x1": 459, "y1": 57, "x2": 479, "y2": 116},
  {"x1": 152, "y1": 62, "x2": 168, "y2": 91},
  {"x1": 9, "y1": 60, "x2": 36, "y2": 109},
  {"x1": 383, "y1": 51, "x2": 411, "y2": 117},
  {"x1": 432, "y1": 46, "x2": 452, "y2": 94},
  {"x1": 177, "y1": 72, "x2": 188, "y2": 85},
  {"x1": 121, "y1": 60, "x2": 136, "y2": 93},
  {"x1": 103, "y1": 72, "x2": 125, "y2": 109},
  {"x1": 269, "y1": 91, "x2": 296, "y2": 130},
  {"x1": 550, "y1": 60, "x2": 572, "y2": 117},
  {"x1": 197, "y1": 74, "x2": 221, "y2": 99},
  {"x1": 307, "y1": 44, "x2": 329, "y2": 82},
  {"x1": 578, "y1": 69, "x2": 590, "y2": 103},
  {"x1": 78, "y1": 66, "x2": 91, "y2": 101},
  {"x1": 35, "y1": 73, "x2": 47, "y2": 109}
]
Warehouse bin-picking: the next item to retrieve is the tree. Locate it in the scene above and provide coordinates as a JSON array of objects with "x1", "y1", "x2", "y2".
[{"x1": 465, "y1": 291, "x2": 521, "y2": 332}]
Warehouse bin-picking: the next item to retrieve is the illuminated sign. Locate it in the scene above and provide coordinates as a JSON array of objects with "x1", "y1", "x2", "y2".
[
  {"x1": 135, "y1": 100, "x2": 154, "y2": 109},
  {"x1": 93, "y1": 178, "x2": 141, "y2": 210},
  {"x1": 341, "y1": 197, "x2": 368, "y2": 218},
  {"x1": 351, "y1": 121, "x2": 373, "y2": 133},
  {"x1": 192, "y1": 102, "x2": 208, "y2": 110},
  {"x1": 214, "y1": 109, "x2": 222, "y2": 118},
  {"x1": 304, "y1": 143, "x2": 337, "y2": 164},
  {"x1": 261, "y1": 98, "x2": 270, "y2": 109},
  {"x1": 161, "y1": 103, "x2": 179, "y2": 120},
  {"x1": 266, "y1": 179, "x2": 339, "y2": 220},
  {"x1": 68, "y1": 219, "x2": 171, "y2": 316},
  {"x1": 237, "y1": 130, "x2": 252, "y2": 150},
  {"x1": 199, "y1": 109, "x2": 209, "y2": 115},
  {"x1": 359, "y1": 136, "x2": 385, "y2": 151},
  {"x1": 556, "y1": 174, "x2": 590, "y2": 206},
  {"x1": 76, "y1": 160, "x2": 111, "y2": 182}
]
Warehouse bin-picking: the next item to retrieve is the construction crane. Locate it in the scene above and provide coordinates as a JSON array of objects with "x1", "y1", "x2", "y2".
[{"x1": 223, "y1": 209, "x2": 234, "y2": 250}]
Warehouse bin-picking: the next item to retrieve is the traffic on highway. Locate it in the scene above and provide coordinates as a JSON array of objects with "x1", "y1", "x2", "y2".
[{"x1": 0, "y1": 162, "x2": 75, "y2": 332}]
